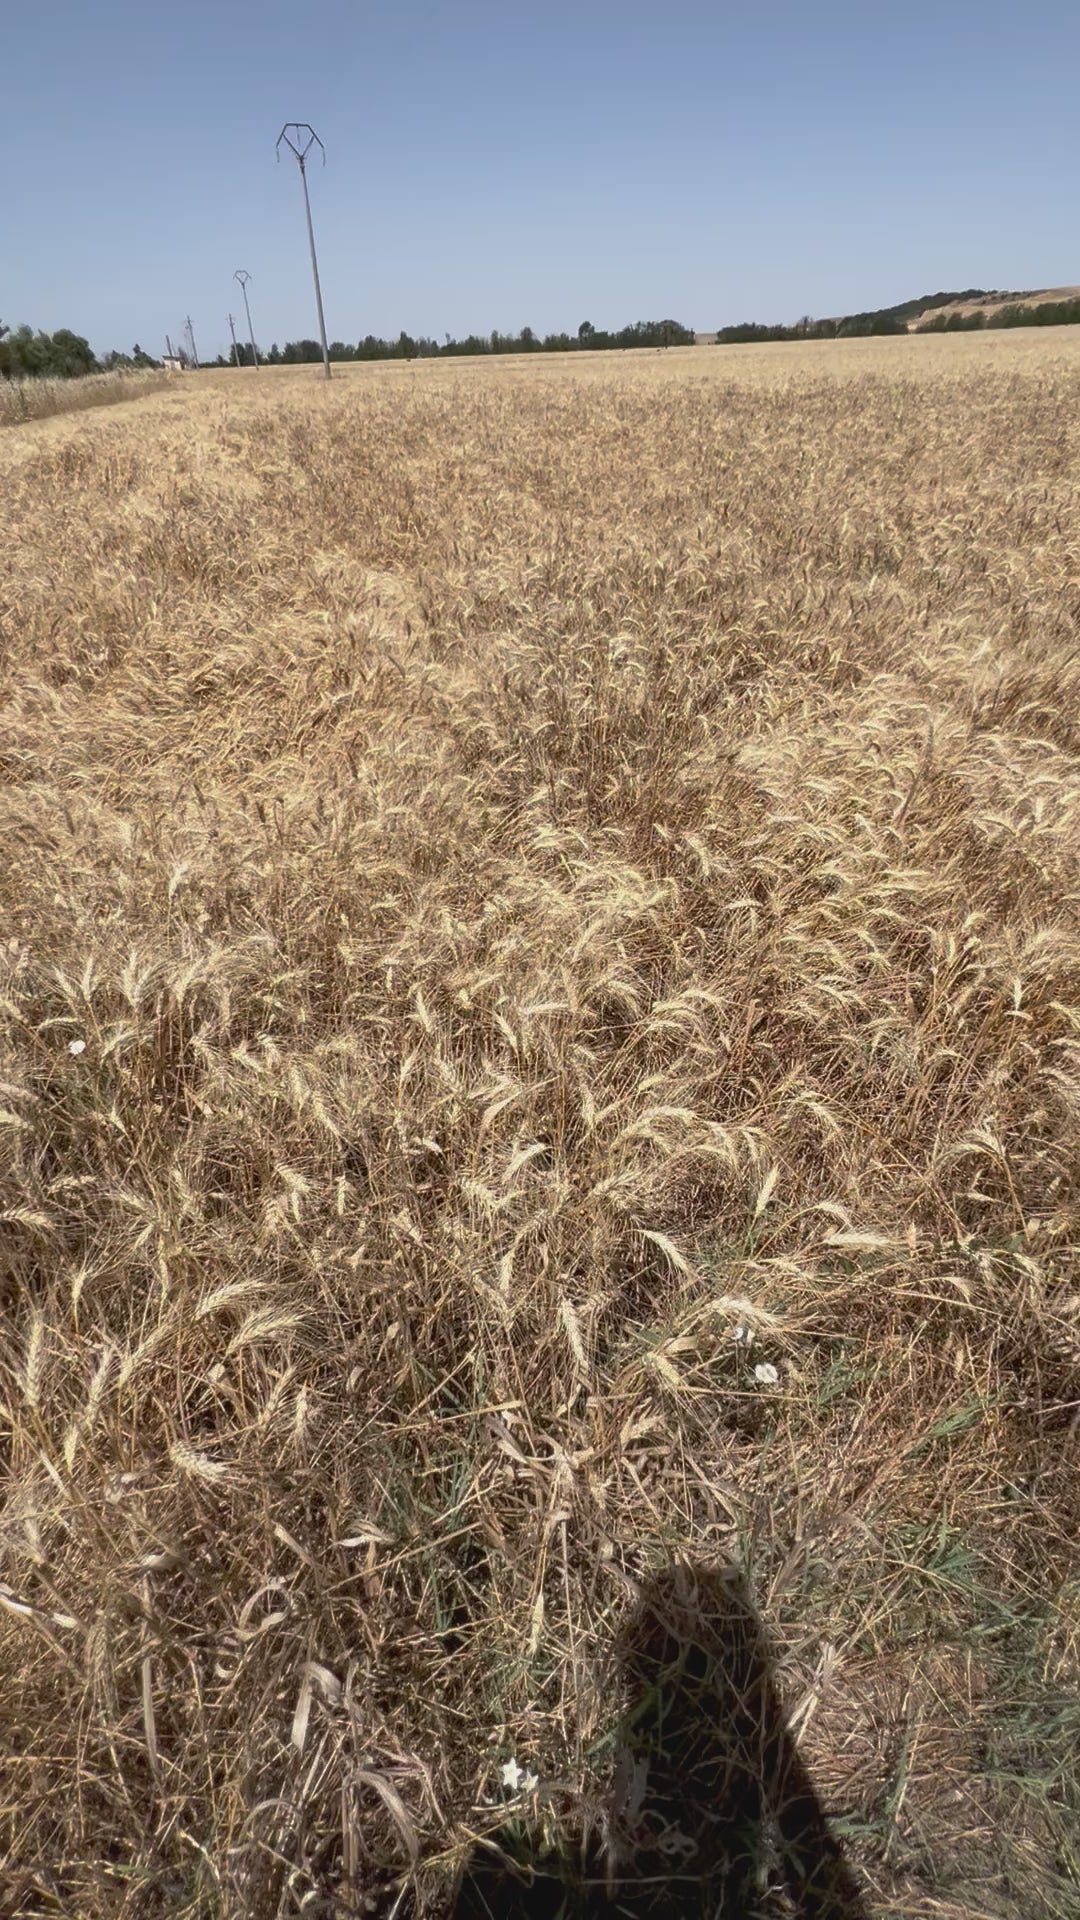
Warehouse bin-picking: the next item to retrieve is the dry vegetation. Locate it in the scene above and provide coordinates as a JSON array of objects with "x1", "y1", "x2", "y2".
[
  {"x1": 0, "y1": 367, "x2": 170, "y2": 430},
  {"x1": 2, "y1": 337, "x2": 1079, "y2": 1919}
]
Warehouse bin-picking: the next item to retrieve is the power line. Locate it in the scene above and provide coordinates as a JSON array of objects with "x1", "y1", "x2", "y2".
[
  {"x1": 276, "y1": 123, "x2": 331, "y2": 382},
  {"x1": 234, "y1": 270, "x2": 259, "y2": 369}
]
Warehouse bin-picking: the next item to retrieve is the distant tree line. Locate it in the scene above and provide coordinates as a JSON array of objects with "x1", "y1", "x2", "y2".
[
  {"x1": 714, "y1": 287, "x2": 1080, "y2": 345},
  {"x1": 99, "y1": 344, "x2": 161, "y2": 370},
  {"x1": 715, "y1": 290, "x2": 1000, "y2": 343},
  {"x1": 716, "y1": 312, "x2": 908, "y2": 343},
  {"x1": 212, "y1": 318, "x2": 696, "y2": 366},
  {"x1": 915, "y1": 296, "x2": 1080, "y2": 333},
  {"x1": 0, "y1": 322, "x2": 159, "y2": 379}
]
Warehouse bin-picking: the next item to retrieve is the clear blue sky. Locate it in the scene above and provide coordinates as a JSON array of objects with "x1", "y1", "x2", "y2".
[{"x1": 5, "y1": 0, "x2": 1077, "y2": 359}]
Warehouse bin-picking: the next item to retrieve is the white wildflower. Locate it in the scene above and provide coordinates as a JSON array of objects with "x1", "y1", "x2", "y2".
[
  {"x1": 753, "y1": 1362, "x2": 780, "y2": 1386},
  {"x1": 733, "y1": 1323, "x2": 755, "y2": 1347},
  {"x1": 68, "y1": 1038, "x2": 87, "y2": 1057},
  {"x1": 500, "y1": 1757, "x2": 539, "y2": 1793}
]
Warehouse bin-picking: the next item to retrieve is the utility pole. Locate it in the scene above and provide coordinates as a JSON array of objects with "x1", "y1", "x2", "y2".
[
  {"x1": 276, "y1": 123, "x2": 331, "y2": 381},
  {"x1": 184, "y1": 316, "x2": 200, "y2": 369},
  {"x1": 234, "y1": 270, "x2": 259, "y2": 368},
  {"x1": 228, "y1": 313, "x2": 242, "y2": 368}
]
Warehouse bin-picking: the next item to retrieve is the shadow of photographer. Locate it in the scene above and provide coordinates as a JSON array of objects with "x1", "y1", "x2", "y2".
[{"x1": 454, "y1": 1561, "x2": 870, "y2": 1920}]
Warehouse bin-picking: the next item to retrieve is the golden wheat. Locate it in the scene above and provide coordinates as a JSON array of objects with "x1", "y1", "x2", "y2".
[
  {"x1": 0, "y1": 367, "x2": 171, "y2": 429},
  {"x1": 1, "y1": 336, "x2": 1078, "y2": 1919}
]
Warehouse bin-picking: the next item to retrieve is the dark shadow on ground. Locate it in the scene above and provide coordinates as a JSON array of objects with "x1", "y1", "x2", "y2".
[{"x1": 453, "y1": 1562, "x2": 870, "y2": 1920}]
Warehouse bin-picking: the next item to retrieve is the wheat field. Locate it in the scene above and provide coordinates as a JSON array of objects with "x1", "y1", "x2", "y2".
[
  {"x1": 0, "y1": 368, "x2": 169, "y2": 430},
  {"x1": 1, "y1": 335, "x2": 1079, "y2": 1919}
]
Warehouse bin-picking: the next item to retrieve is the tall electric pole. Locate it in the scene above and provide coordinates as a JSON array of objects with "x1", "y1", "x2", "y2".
[
  {"x1": 276, "y1": 123, "x2": 331, "y2": 382},
  {"x1": 234, "y1": 270, "x2": 259, "y2": 369},
  {"x1": 228, "y1": 313, "x2": 241, "y2": 368},
  {"x1": 184, "y1": 316, "x2": 200, "y2": 369}
]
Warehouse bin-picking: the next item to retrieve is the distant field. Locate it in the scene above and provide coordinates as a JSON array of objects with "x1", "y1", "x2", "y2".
[{"x1": 2, "y1": 332, "x2": 1079, "y2": 1919}]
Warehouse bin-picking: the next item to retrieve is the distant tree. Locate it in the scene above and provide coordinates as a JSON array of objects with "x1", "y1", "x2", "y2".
[
  {"x1": 6, "y1": 326, "x2": 43, "y2": 376},
  {"x1": 48, "y1": 328, "x2": 99, "y2": 376},
  {"x1": 2, "y1": 324, "x2": 99, "y2": 377},
  {"x1": 578, "y1": 320, "x2": 595, "y2": 345}
]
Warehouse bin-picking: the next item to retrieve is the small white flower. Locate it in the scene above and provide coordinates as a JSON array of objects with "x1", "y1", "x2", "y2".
[
  {"x1": 753, "y1": 1362, "x2": 780, "y2": 1387},
  {"x1": 500, "y1": 1757, "x2": 539, "y2": 1793},
  {"x1": 733, "y1": 1323, "x2": 755, "y2": 1347},
  {"x1": 68, "y1": 1038, "x2": 87, "y2": 1056}
]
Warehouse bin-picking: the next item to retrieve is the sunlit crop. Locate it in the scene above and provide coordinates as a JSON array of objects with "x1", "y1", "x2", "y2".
[{"x1": 2, "y1": 335, "x2": 1078, "y2": 1918}]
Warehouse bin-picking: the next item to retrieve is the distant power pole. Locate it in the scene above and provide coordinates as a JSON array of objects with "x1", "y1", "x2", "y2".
[
  {"x1": 228, "y1": 313, "x2": 241, "y2": 368},
  {"x1": 234, "y1": 270, "x2": 259, "y2": 368},
  {"x1": 276, "y1": 123, "x2": 331, "y2": 381},
  {"x1": 184, "y1": 316, "x2": 200, "y2": 369}
]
